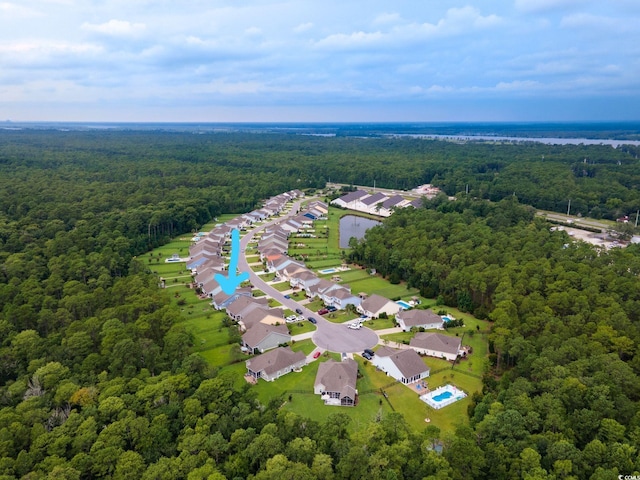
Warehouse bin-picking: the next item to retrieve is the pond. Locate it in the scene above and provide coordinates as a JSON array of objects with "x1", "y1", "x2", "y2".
[{"x1": 339, "y1": 215, "x2": 381, "y2": 248}]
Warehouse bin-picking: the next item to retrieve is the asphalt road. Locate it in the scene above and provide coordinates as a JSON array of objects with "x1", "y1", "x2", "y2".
[{"x1": 236, "y1": 199, "x2": 378, "y2": 354}]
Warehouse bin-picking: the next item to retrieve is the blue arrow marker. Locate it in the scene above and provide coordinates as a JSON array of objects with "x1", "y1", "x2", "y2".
[{"x1": 215, "y1": 229, "x2": 250, "y2": 295}]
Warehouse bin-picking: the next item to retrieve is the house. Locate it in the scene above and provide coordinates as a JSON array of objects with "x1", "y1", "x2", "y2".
[
  {"x1": 371, "y1": 346, "x2": 430, "y2": 384},
  {"x1": 379, "y1": 195, "x2": 409, "y2": 217},
  {"x1": 314, "y1": 359, "x2": 358, "y2": 406},
  {"x1": 212, "y1": 287, "x2": 252, "y2": 310},
  {"x1": 331, "y1": 190, "x2": 368, "y2": 209},
  {"x1": 239, "y1": 307, "x2": 285, "y2": 331},
  {"x1": 357, "y1": 294, "x2": 401, "y2": 318},
  {"x1": 242, "y1": 323, "x2": 290, "y2": 354},
  {"x1": 410, "y1": 332, "x2": 462, "y2": 361},
  {"x1": 325, "y1": 288, "x2": 362, "y2": 310},
  {"x1": 289, "y1": 269, "x2": 320, "y2": 290},
  {"x1": 409, "y1": 198, "x2": 425, "y2": 208},
  {"x1": 245, "y1": 347, "x2": 306, "y2": 382},
  {"x1": 269, "y1": 256, "x2": 305, "y2": 275},
  {"x1": 396, "y1": 309, "x2": 444, "y2": 332},
  {"x1": 225, "y1": 296, "x2": 269, "y2": 322},
  {"x1": 358, "y1": 192, "x2": 389, "y2": 214}
]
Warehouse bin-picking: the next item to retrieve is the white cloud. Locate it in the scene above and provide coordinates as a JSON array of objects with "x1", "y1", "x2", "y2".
[
  {"x1": 373, "y1": 12, "x2": 401, "y2": 25},
  {"x1": 81, "y1": 19, "x2": 146, "y2": 37},
  {"x1": 293, "y1": 22, "x2": 313, "y2": 33},
  {"x1": 495, "y1": 79, "x2": 540, "y2": 91},
  {"x1": 245, "y1": 26, "x2": 262, "y2": 37},
  {"x1": 514, "y1": 0, "x2": 589, "y2": 14},
  {"x1": 0, "y1": 2, "x2": 41, "y2": 17},
  {"x1": 560, "y1": 12, "x2": 633, "y2": 32},
  {"x1": 315, "y1": 6, "x2": 502, "y2": 51}
]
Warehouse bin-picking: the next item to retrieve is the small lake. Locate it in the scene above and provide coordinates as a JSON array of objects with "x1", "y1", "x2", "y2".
[{"x1": 339, "y1": 215, "x2": 381, "y2": 248}]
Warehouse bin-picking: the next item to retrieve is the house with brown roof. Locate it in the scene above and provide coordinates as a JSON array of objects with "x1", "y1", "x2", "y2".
[
  {"x1": 238, "y1": 307, "x2": 284, "y2": 332},
  {"x1": 396, "y1": 309, "x2": 444, "y2": 332},
  {"x1": 290, "y1": 269, "x2": 320, "y2": 290},
  {"x1": 246, "y1": 347, "x2": 306, "y2": 382},
  {"x1": 410, "y1": 332, "x2": 462, "y2": 361},
  {"x1": 357, "y1": 294, "x2": 401, "y2": 318},
  {"x1": 371, "y1": 347, "x2": 430, "y2": 384},
  {"x1": 225, "y1": 296, "x2": 269, "y2": 322},
  {"x1": 314, "y1": 358, "x2": 358, "y2": 406},
  {"x1": 242, "y1": 322, "x2": 290, "y2": 354}
]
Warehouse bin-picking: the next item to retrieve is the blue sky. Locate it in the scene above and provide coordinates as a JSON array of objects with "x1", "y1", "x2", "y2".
[{"x1": 1, "y1": 0, "x2": 639, "y2": 122}]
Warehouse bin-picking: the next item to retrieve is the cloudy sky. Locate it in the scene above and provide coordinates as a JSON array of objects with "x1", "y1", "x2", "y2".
[{"x1": 1, "y1": 0, "x2": 639, "y2": 122}]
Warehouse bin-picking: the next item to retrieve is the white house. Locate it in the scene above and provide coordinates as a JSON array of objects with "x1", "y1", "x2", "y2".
[
  {"x1": 357, "y1": 294, "x2": 401, "y2": 318},
  {"x1": 396, "y1": 309, "x2": 444, "y2": 332},
  {"x1": 371, "y1": 346, "x2": 430, "y2": 384},
  {"x1": 410, "y1": 332, "x2": 462, "y2": 361}
]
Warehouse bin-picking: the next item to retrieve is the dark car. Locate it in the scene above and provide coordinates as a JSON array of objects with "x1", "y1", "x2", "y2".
[
  {"x1": 362, "y1": 352, "x2": 372, "y2": 360},
  {"x1": 364, "y1": 349, "x2": 375, "y2": 357},
  {"x1": 326, "y1": 305, "x2": 337, "y2": 312},
  {"x1": 295, "y1": 308, "x2": 303, "y2": 315},
  {"x1": 284, "y1": 295, "x2": 291, "y2": 299},
  {"x1": 307, "y1": 317, "x2": 318, "y2": 324},
  {"x1": 317, "y1": 308, "x2": 329, "y2": 315}
]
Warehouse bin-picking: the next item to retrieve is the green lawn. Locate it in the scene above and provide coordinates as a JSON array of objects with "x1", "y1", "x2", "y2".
[
  {"x1": 305, "y1": 299, "x2": 325, "y2": 312},
  {"x1": 271, "y1": 281, "x2": 293, "y2": 292},
  {"x1": 289, "y1": 338, "x2": 317, "y2": 355},
  {"x1": 288, "y1": 321, "x2": 316, "y2": 335}
]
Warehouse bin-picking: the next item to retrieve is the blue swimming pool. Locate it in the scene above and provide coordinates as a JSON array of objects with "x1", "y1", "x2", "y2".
[
  {"x1": 420, "y1": 384, "x2": 467, "y2": 409},
  {"x1": 396, "y1": 300, "x2": 411, "y2": 309},
  {"x1": 319, "y1": 268, "x2": 337, "y2": 274},
  {"x1": 442, "y1": 316, "x2": 452, "y2": 322},
  {"x1": 431, "y1": 391, "x2": 453, "y2": 402}
]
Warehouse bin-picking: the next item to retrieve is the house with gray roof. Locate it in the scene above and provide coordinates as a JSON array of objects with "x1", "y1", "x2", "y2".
[
  {"x1": 212, "y1": 287, "x2": 252, "y2": 310},
  {"x1": 314, "y1": 358, "x2": 358, "y2": 406},
  {"x1": 325, "y1": 288, "x2": 361, "y2": 310},
  {"x1": 246, "y1": 347, "x2": 306, "y2": 382},
  {"x1": 396, "y1": 309, "x2": 444, "y2": 332},
  {"x1": 239, "y1": 308, "x2": 284, "y2": 331},
  {"x1": 330, "y1": 190, "x2": 368, "y2": 208},
  {"x1": 358, "y1": 192, "x2": 389, "y2": 214},
  {"x1": 379, "y1": 195, "x2": 409, "y2": 217},
  {"x1": 357, "y1": 294, "x2": 401, "y2": 318},
  {"x1": 371, "y1": 347, "x2": 430, "y2": 384},
  {"x1": 410, "y1": 332, "x2": 462, "y2": 361},
  {"x1": 242, "y1": 322, "x2": 290, "y2": 354}
]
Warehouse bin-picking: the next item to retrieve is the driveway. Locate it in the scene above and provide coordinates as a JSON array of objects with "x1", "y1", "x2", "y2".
[{"x1": 236, "y1": 199, "x2": 378, "y2": 353}]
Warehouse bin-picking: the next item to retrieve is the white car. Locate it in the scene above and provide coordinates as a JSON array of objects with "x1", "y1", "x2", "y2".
[{"x1": 347, "y1": 323, "x2": 362, "y2": 330}]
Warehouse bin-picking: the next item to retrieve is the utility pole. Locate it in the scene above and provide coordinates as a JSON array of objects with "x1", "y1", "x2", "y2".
[
  {"x1": 636, "y1": 210, "x2": 639, "y2": 228},
  {"x1": 567, "y1": 199, "x2": 571, "y2": 216}
]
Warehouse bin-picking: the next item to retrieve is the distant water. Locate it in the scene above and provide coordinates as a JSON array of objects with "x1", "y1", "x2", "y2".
[
  {"x1": 389, "y1": 134, "x2": 640, "y2": 147},
  {"x1": 339, "y1": 215, "x2": 381, "y2": 248},
  {"x1": 3, "y1": 121, "x2": 640, "y2": 144}
]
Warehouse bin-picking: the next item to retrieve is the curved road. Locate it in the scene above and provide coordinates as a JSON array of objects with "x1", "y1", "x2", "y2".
[{"x1": 237, "y1": 200, "x2": 378, "y2": 354}]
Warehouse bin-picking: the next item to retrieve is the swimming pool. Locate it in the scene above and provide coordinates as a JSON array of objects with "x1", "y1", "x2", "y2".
[
  {"x1": 319, "y1": 268, "x2": 337, "y2": 274},
  {"x1": 396, "y1": 300, "x2": 411, "y2": 309},
  {"x1": 442, "y1": 316, "x2": 452, "y2": 322},
  {"x1": 420, "y1": 385, "x2": 466, "y2": 409}
]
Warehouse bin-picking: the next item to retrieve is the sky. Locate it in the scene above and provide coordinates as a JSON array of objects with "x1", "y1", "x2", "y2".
[{"x1": 1, "y1": 0, "x2": 639, "y2": 122}]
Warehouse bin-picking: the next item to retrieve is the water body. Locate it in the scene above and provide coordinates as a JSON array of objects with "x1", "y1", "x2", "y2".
[
  {"x1": 339, "y1": 215, "x2": 381, "y2": 248},
  {"x1": 386, "y1": 134, "x2": 640, "y2": 147}
]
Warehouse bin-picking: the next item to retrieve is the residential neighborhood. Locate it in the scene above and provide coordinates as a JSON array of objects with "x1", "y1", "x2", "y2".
[{"x1": 181, "y1": 188, "x2": 472, "y2": 408}]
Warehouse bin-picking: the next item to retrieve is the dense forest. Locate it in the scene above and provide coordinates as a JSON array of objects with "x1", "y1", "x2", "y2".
[{"x1": 0, "y1": 129, "x2": 639, "y2": 478}]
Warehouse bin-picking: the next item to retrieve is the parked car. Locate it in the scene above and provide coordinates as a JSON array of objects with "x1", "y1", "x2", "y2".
[
  {"x1": 364, "y1": 349, "x2": 375, "y2": 357},
  {"x1": 313, "y1": 351, "x2": 321, "y2": 359},
  {"x1": 284, "y1": 295, "x2": 291, "y2": 299},
  {"x1": 317, "y1": 308, "x2": 329, "y2": 315},
  {"x1": 362, "y1": 352, "x2": 373, "y2": 360},
  {"x1": 326, "y1": 306, "x2": 337, "y2": 312},
  {"x1": 308, "y1": 317, "x2": 318, "y2": 324},
  {"x1": 348, "y1": 323, "x2": 361, "y2": 330},
  {"x1": 295, "y1": 308, "x2": 303, "y2": 315}
]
